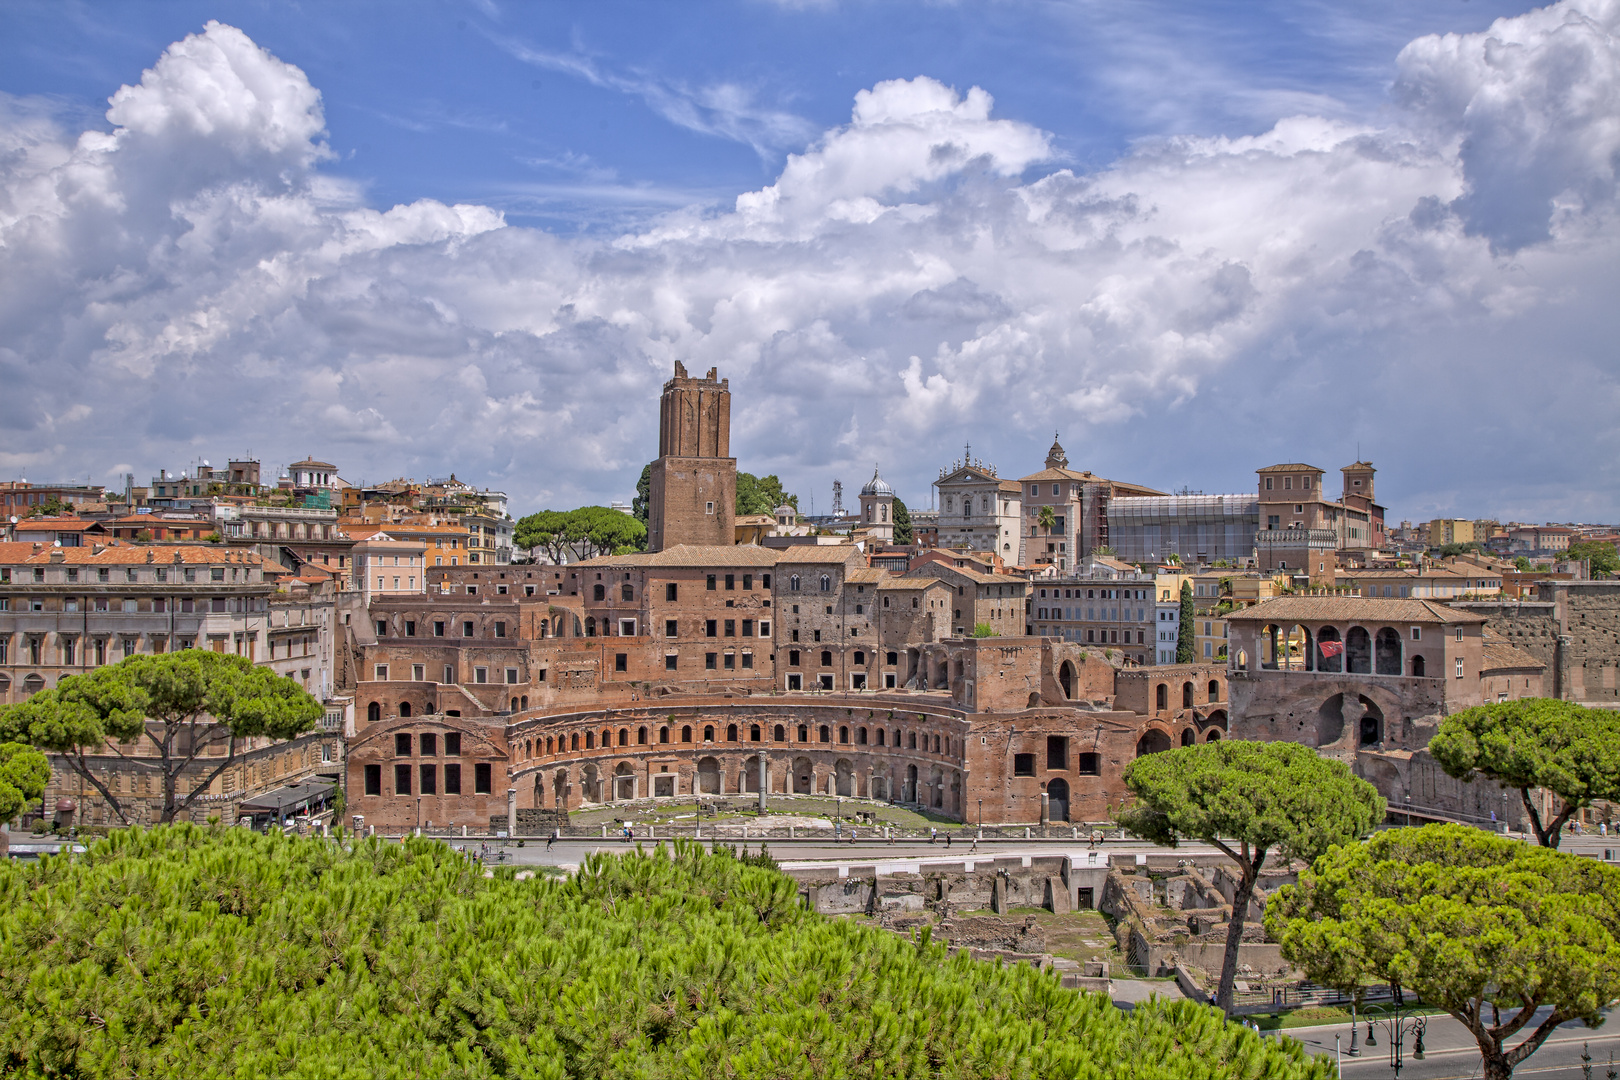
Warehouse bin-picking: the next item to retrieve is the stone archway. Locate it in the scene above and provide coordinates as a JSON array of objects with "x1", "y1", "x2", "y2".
[
  {"x1": 552, "y1": 768, "x2": 568, "y2": 808},
  {"x1": 580, "y1": 762, "x2": 601, "y2": 803},
  {"x1": 1047, "y1": 777, "x2": 1070, "y2": 822},
  {"x1": 1059, "y1": 661, "x2": 1075, "y2": 700},
  {"x1": 1316, "y1": 694, "x2": 1346, "y2": 746},
  {"x1": 906, "y1": 763, "x2": 919, "y2": 803},
  {"x1": 697, "y1": 756, "x2": 721, "y2": 795},
  {"x1": 1375, "y1": 628, "x2": 1402, "y2": 676},
  {"x1": 1135, "y1": 729, "x2": 1172, "y2": 757},
  {"x1": 835, "y1": 758, "x2": 855, "y2": 797},
  {"x1": 613, "y1": 762, "x2": 636, "y2": 801},
  {"x1": 793, "y1": 756, "x2": 813, "y2": 795}
]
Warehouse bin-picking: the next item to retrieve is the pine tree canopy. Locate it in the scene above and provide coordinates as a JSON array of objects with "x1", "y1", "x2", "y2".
[
  {"x1": 1266, "y1": 823, "x2": 1620, "y2": 1080},
  {"x1": 0, "y1": 828, "x2": 1332, "y2": 1078},
  {"x1": 1429, "y1": 698, "x2": 1620, "y2": 848}
]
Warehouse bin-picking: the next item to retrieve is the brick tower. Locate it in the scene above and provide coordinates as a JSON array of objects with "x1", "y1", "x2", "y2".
[{"x1": 647, "y1": 362, "x2": 737, "y2": 552}]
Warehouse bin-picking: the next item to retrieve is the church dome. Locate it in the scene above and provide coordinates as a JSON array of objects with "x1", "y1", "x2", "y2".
[{"x1": 860, "y1": 466, "x2": 893, "y2": 498}]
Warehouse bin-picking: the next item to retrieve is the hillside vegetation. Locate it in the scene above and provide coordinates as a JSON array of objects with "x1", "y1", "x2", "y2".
[{"x1": 0, "y1": 828, "x2": 1330, "y2": 1078}]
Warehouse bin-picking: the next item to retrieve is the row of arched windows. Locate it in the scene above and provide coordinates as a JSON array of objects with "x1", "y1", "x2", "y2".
[
  {"x1": 1154, "y1": 679, "x2": 1223, "y2": 711},
  {"x1": 512, "y1": 721, "x2": 957, "y2": 760}
]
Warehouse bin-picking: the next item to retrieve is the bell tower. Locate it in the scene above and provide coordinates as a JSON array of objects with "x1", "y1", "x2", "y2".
[{"x1": 647, "y1": 362, "x2": 737, "y2": 552}]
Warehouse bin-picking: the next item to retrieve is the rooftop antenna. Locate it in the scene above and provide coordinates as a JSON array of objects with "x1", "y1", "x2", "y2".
[{"x1": 831, "y1": 479, "x2": 844, "y2": 517}]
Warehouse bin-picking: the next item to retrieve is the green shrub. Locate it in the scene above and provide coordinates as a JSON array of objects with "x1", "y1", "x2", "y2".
[{"x1": 0, "y1": 826, "x2": 1330, "y2": 1078}]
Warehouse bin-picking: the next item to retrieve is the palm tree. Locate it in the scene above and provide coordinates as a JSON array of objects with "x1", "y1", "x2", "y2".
[{"x1": 1037, "y1": 506, "x2": 1056, "y2": 534}]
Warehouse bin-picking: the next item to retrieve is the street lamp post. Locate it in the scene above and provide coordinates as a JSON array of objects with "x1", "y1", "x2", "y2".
[{"x1": 1363, "y1": 983, "x2": 1426, "y2": 1077}]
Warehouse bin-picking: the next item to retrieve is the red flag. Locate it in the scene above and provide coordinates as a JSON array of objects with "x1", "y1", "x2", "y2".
[{"x1": 1319, "y1": 640, "x2": 1345, "y2": 659}]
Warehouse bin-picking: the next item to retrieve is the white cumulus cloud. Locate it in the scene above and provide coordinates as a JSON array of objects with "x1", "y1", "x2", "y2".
[{"x1": 1, "y1": 6, "x2": 1619, "y2": 522}]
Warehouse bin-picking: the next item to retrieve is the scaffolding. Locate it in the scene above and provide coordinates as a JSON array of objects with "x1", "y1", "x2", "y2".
[{"x1": 1108, "y1": 494, "x2": 1259, "y2": 564}]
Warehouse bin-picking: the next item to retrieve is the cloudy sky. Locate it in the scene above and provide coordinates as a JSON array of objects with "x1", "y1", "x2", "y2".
[{"x1": 2, "y1": 0, "x2": 1617, "y2": 524}]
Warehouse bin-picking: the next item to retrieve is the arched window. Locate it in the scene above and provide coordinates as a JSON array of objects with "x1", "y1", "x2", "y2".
[
  {"x1": 400, "y1": 702, "x2": 412, "y2": 717},
  {"x1": 819, "y1": 725, "x2": 830, "y2": 743},
  {"x1": 585, "y1": 732, "x2": 594, "y2": 749},
  {"x1": 637, "y1": 726, "x2": 648, "y2": 744},
  {"x1": 876, "y1": 728, "x2": 886, "y2": 746},
  {"x1": 509, "y1": 698, "x2": 518, "y2": 712},
  {"x1": 621, "y1": 584, "x2": 633, "y2": 601},
  {"x1": 1155, "y1": 684, "x2": 1167, "y2": 711},
  {"x1": 521, "y1": 695, "x2": 528, "y2": 710},
  {"x1": 857, "y1": 727, "x2": 868, "y2": 745},
  {"x1": 1182, "y1": 682, "x2": 1194, "y2": 708},
  {"x1": 908, "y1": 732, "x2": 917, "y2": 749},
  {"x1": 584, "y1": 617, "x2": 596, "y2": 637},
  {"x1": 1181, "y1": 730, "x2": 1195, "y2": 746},
  {"x1": 593, "y1": 584, "x2": 605, "y2": 601},
  {"x1": 750, "y1": 724, "x2": 761, "y2": 741},
  {"x1": 367, "y1": 701, "x2": 380, "y2": 723},
  {"x1": 703, "y1": 725, "x2": 714, "y2": 742},
  {"x1": 853, "y1": 650, "x2": 865, "y2": 666},
  {"x1": 726, "y1": 724, "x2": 738, "y2": 741},
  {"x1": 798, "y1": 724, "x2": 808, "y2": 742},
  {"x1": 1208, "y1": 681, "x2": 1219, "y2": 701},
  {"x1": 839, "y1": 726, "x2": 850, "y2": 743},
  {"x1": 932, "y1": 734, "x2": 940, "y2": 753},
  {"x1": 606, "y1": 728, "x2": 617, "y2": 747},
  {"x1": 790, "y1": 575, "x2": 800, "y2": 590},
  {"x1": 1411, "y1": 655, "x2": 1426, "y2": 677},
  {"x1": 571, "y1": 732, "x2": 579, "y2": 751},
  {"x1": 546, "y1": 736, "x2": 554, "y2": 754},
  {"x1": 774, "y1": 724, "x2": 785, "y2": 741},
  {"x1": 681, "y1": 725, "x2": 692, "y2": 742},
  {"x1": 660, "y1": 726, "x2": 670, "y2": 743},
  {"x1": 820, "y1": 575, "x2": 831, "y2": 592}
]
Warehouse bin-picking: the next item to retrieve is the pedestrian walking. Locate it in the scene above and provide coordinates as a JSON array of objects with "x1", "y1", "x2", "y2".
[
  {"x1": 945, "y1": 833, "x2": 953, "y2": 849},
  {"x1": 929, "y1": 827, "x2": 937, "y2": 845},
  {"x1": 546, "y1": 828, "x2": 558, "y2": 851}
]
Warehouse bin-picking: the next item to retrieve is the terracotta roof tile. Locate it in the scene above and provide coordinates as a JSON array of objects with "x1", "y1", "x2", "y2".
[{"x1": 1225, "y1": 595, "x2": 1487, "y2": 625}]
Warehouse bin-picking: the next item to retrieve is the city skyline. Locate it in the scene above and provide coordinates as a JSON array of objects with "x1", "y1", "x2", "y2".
[{"x1": 2, "y1": 0, "x2": 1618, "y2": 521}]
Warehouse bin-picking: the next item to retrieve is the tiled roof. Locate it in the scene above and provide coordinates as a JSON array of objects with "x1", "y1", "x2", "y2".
[
  {"x1": 844, "y1": 566, "x2": 888, "y2": 584},
  {"x1": 14, "y1": 518, "x2": 101, "y2": 532},
  {"x1": 1225, "y1": 595, "x2": 1488, "y2": 625},
  {"x1": 0, "y1": 542, "x2": 274, "y2": 567},
  {"x1": 771, "y1": 545, "x2": 863, "y2": 566},
  {"x1": 1257, "y1": 463, "x2": 1322, "y2": 473},
  {"x1": 1481, "y1": 633, "x2": 1544, "y2": 672},
  {"x1": 571, "y1": 543, "x2": 786, "y2": 569},
  {"x1": 1017, "y1": 466, "x2": 1096, "y2": 483}
]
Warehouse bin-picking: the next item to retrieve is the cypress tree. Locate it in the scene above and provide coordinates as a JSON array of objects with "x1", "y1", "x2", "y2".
[{"x1": 1176, "y1": 581, "x2": 1196, "y2": 664}]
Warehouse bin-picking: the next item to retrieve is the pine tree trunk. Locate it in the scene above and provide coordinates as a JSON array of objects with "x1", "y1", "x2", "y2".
[{"x1": 1216, "y1": 872, "x2": 1257, "y2": 1015}]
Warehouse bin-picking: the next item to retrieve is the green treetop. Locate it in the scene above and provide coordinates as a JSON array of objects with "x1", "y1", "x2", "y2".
[
  {"x1": 1175, "y1": 581, "x2": 1196, "y2": 663},
  {"x1": 1267, "y1": 823, "x2": 1620, "y2": 1080},
  {"x1": 1429, "y1": 698, "x2": 1620, "y2": 848},
  {"x1": 632, "y1": 462, "x2": 652, "y2": 524},
  {"x1": 0, "y1": 651, "x2": 322, "y2": 825},
  {"x1": 1119, "y1": 740, "x2": 1385, "y2": 1014},
  {"x1": 892, "y1": 495, "x2": 913, "y2": 545},
  {"x1": 735, "y1": 472, "x2": 797, "y2": 517},
  {"x1": 0, "y1": 829, "x2": 1333, "y2": 1078},
  {"x1": 1566, "y1": 539, "x2": 1619, "y2": 578},
  {"x1": 0, "y1": 742, "x2": 50, "y2": 824},
  {"x1": 514, "y1": 506, "x2": 647, "y2": 562}
]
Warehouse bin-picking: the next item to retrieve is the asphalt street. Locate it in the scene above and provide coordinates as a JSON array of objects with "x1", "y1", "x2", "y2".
[{"x1": 1283, "y1": 1009, "x2": 1620, "y2": 1079}]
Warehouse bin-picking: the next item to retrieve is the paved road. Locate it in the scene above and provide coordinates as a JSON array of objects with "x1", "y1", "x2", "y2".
[{"x1": 1281, "y1": 1008, "x2": 1620, "y2": 1079}]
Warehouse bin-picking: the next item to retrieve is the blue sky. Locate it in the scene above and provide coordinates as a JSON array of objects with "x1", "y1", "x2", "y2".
[{"x1": 1, "y1": 0, "x2": 1616, "y2": 524}]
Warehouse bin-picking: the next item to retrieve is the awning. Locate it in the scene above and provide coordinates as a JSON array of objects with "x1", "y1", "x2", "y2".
[{"x1": 237, "y1": 779, "x2": 337, "y2": 816}]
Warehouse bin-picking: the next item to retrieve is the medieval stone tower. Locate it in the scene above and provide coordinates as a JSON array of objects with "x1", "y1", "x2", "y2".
[{"x1": 647, "y1": 362, "x2": 737, "y2": 552}]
